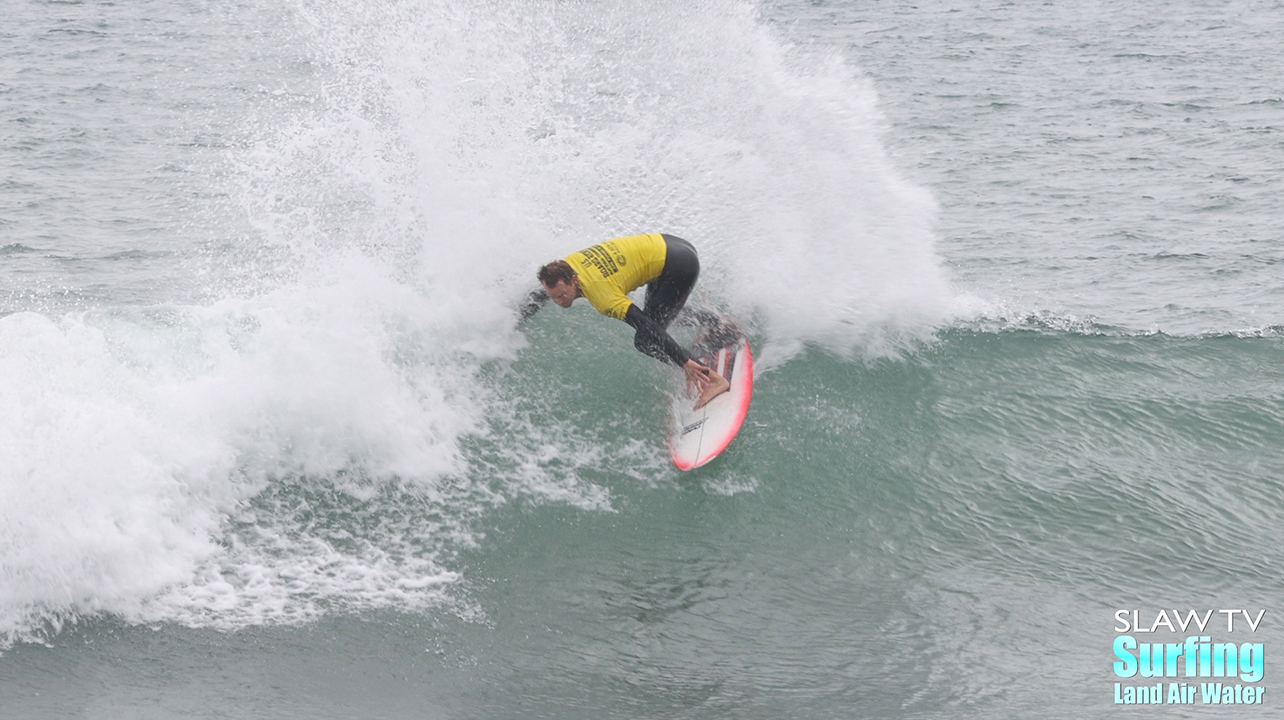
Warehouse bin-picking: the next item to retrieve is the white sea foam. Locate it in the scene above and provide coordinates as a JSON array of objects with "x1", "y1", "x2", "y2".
[{"x1": 0, "y1": 256, "x2": 502, "y2": 641}]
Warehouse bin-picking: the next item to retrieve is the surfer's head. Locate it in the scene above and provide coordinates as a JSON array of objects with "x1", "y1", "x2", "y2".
[{"x1": 538, "y1": 260, "x2": 579, "y2": 308}]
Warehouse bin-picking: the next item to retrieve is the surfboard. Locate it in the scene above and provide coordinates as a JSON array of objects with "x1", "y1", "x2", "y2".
[{"x1": 668, "y1": 331, "x2": 754, "y2": 470}]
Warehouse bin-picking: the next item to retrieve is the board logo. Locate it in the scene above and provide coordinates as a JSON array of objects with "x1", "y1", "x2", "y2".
[
  {"x1": 681, "y1": 419, "x2": 706, "y2": 436},
  {"x1": 1112, "y1": 609, "x2": 1267, "y2": 706}
]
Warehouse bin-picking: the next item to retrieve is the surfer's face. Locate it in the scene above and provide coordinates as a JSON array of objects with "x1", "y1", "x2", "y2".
[{"x1": 544, "y1": 279, "x2": 578, "y2": 308}]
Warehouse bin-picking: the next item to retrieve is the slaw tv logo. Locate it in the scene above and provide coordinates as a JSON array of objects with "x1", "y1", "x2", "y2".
[{"x1": 1113, "y1": 609, "x2": 1265, "y2": 706}]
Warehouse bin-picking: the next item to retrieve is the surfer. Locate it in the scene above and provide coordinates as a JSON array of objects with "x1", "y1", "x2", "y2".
[{"x1": 522, "y1": 233, "x2": 731, "y2": 408}]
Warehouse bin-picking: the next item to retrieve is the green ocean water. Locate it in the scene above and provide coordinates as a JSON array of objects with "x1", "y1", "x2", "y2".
[
  {"x1": 4, "y1": 0, "x2": 1284, "y2": 718},
  {"x1": 6, "y1": 327, "x2": 1282, "y2": 718}
]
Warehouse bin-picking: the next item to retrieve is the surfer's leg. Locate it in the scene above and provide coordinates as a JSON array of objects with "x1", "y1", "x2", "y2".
[
  {"x1": 676, "y1": 306, "x2": 722, "y2": 328},
  {"x1": 634, "y1": 235, "x2": 699, "y2": 359},
  {"x1": 643, "y1": 235, "x2": 699, "y2": 327}
]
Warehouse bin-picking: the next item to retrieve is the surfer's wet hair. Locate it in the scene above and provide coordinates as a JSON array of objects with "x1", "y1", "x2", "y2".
[{"x1": 538, "y1": 260, "x2": 576, "y2": 287}]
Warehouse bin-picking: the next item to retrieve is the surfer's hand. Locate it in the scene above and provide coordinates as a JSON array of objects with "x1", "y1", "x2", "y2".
[
  {"x1": 684, "y1": 360, "x2": 730, "y2": 409},
  {"x1": 683, "y1": 359, "x2": 711, "y2": 389}
]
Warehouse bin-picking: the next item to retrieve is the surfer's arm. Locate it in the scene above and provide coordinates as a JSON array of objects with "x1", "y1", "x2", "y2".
[
  {"x1": 518, "y1": 288, "x2": 549, "y2": 320},
  {"x1": 623, "y1": 304, "x2": 691, "y2": 366},
  {"x1": 622, "y1": 305, "x2": 728, "y2": 407}
]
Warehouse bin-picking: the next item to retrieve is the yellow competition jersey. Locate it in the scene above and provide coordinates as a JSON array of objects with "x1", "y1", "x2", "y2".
[{"x1": 565, "y1": 233, "x2": 668, "y2": 320}]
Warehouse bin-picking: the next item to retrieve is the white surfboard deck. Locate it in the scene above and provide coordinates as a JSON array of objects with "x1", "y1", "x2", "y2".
[{"x1": 668, "y1": 336, "x2": 754, "y2": 470}]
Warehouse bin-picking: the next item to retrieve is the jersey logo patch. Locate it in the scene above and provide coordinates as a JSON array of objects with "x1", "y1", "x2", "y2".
[{"x1": 580, "y1": 243, "x2": 620, "y2": 277}]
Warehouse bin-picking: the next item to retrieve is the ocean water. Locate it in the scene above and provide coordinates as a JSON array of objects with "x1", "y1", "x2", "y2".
[{"x1": 2, "y1": 0, "x2": 1282, "y2": 717}]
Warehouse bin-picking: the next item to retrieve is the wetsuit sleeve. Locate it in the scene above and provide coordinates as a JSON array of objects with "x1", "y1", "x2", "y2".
[
  {"x1": 518, "y1": 288, "x2": 548, "y2": 320},
  {"x1": 624, "y1": 304, "x2": 692, "y2": 366}
]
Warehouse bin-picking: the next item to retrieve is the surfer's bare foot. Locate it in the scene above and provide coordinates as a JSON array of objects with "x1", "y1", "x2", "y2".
[{"x1": 693, "y1": 371, "x2": 730, "y2": 409}]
